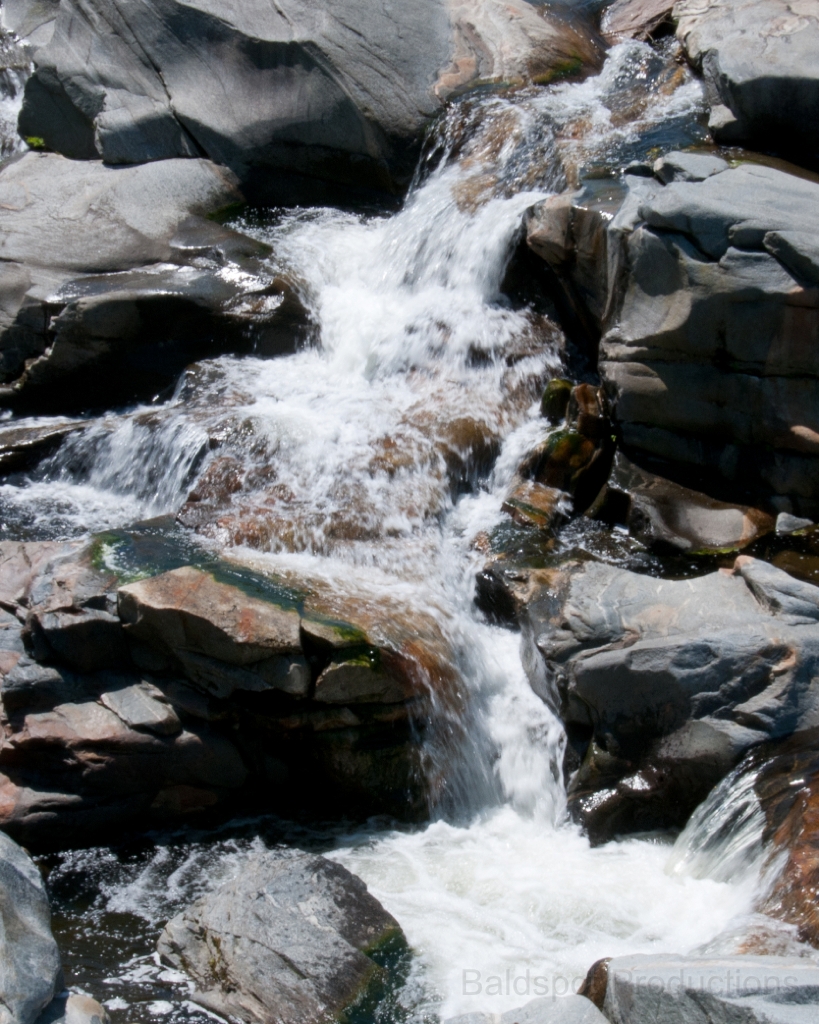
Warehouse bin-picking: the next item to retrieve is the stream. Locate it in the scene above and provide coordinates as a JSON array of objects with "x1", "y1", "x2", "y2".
[{"x1": 0, "y1": 33, "x2": 788, "y2": 1024}]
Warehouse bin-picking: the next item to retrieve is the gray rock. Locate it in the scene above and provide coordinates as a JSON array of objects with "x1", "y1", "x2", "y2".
[
  {"x1": 446, "y1": 995, "x2": 605, "y2": 1024},
  {"x1": 0, "y1": 0, "x2": 59, "y2": 48},
  {"x1": 0, "y1": 152, "x2": 308, "y2": 412},
  {"x1": 603, "y1": 953, "x2": 819, "y2": 1023},
  {"x1": 0, "y1": 419, "x2": 85, "y2": 475},
  {"x1": 33, "y1": 608, "x2": 128, "y2": 673},
  {"x1": 675, "y1": 0, "x2": 819, "y2": 157},
  {"x1": 0, "y1": 153, "x2": 241, "y2": 274},
  {"x1": 158, "y1": 851, "x2": 404, "y2": 1024},
  {"x1": 0, "y1": 658, "x2": 84, "y2": 715},
  {"x1": 34, "y1": 993, "x2": 109, "y2": 1024},
  {"x1": 598, "y1": 162, "x2": 819, "y2": 517},
  {"x1": 314, "y1": 659, "x2": 410, "y2": 705},
  {"x1": 17, "y1": 0, "x2": 603, "y2": 200},
  {"x1": 0, "y1": 830, "x2": 62, "y2": 1024},
  {"x1": 99, "y1": 681, "x2": 181, "y2": 736},
  {"x1": 652, "y1": 150, "x2": 729, "y2": 184},
  {"x1": 777, "y1": 512, "x2": 814, "y2": 536},
  {"x1": 606, "y1": 452, "x2": 775, "y2": 554},
  {"x1": 522, "y1": 557, "x2": 819, "y2": 840}
]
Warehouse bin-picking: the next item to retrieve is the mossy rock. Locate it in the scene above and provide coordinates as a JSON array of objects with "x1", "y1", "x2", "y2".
[{"x1": 541, "y1": 378, "x2": 573, "y2": 425}]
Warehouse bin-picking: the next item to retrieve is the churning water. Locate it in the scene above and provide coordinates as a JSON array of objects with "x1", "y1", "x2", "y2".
[{"x1": 2, "y1": 38, "x2": 778, "y2": 1024}]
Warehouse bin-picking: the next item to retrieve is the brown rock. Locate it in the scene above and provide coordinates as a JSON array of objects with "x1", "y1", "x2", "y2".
[
  {"x1": 0, "y1": 540, "x2": 80, "y2": 611},
  {"x1": 601, "y1": 0, "x2": 675, "y2": 44},
  {"x1": 579, "y1": 957, "x2": 612, "y2": 1010},
  {"x1": 314, "y1": 659, "x2": 411, "y2": 705},
  {"x1": 502, "y1": 479, "x2": 567, "y2": 530},
  {"x1": 118, "y1": 566, "x2": 302, "y2": 665},
  {"x1": 754, "y1": 730, "x2": 819, "y2": 947}
]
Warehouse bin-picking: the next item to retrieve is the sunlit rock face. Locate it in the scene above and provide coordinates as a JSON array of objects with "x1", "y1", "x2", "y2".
[
  {"x1": 0, "y1": 537, "x2": 465, "y2": 849},
  {"x1": 16, "y1": 0, "x2": 603, "y2": 201},
  {"x1": 521, "y1": 555, "x2": 819, "y2": 843},
  {"x1": 675, "y1": 0, "x2": 819, "y2": 161}
]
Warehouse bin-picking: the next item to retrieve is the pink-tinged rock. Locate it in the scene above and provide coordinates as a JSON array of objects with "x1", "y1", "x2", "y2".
[{"x1": 118, "y1": 566, "x2": 302, "y2": 665}]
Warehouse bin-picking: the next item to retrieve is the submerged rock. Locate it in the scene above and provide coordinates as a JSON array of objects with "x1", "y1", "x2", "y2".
[
  {"x1": 675, "y1": 0, "x2": 819, "y2": 159},
  {"x1": 17, "y1": 0, "x2": 603, "y2": 202},
  {"x1": 0, "y1": 830, "x2": 62, "y2": 1024},
  {"x1": 158, "y1": 851, "x2": 403, "y2": 1024},
  {"x1": 522, "y1": 556, "x2": 819, "y2": 841}
]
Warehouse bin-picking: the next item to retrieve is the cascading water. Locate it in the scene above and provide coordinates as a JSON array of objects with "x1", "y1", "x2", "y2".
[{"x1": 2, "y1": 39, "x2": 778, "y2": 1024}]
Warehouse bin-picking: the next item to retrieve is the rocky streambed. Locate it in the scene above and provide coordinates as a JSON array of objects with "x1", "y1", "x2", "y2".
[{"x1": 1, "y1": 0, "x2": 819, "y2": 1023}]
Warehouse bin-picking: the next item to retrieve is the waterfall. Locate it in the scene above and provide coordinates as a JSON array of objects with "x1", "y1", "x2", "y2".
[{"x1": 8, "y1": 40, "x2": 769, "y2": 1023}]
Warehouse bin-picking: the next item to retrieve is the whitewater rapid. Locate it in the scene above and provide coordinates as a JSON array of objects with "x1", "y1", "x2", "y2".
[{"x1": 2, "y1": 40, "x2": 784, "y2": 1024}]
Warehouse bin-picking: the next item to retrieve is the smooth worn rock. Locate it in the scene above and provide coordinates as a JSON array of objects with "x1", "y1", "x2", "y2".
[
  {"x1": 606, "y1": 452, "x2": 775, "y2": 554},
  {"x1": 0, "y1": 152, "x2": 310, "y2": 412},
  {"x1": 601, "y1": 0, "x2": 674, "y2": 44},
  {"x1": 675, "y1": 0, "x2": 819, "y2": 157},
  {"x1": 731, "y1": 729, "x2": 819, "y2": 949},
  {"x1": 34, "y1": 993, "x2": 109, "y2": 1024},
  {"x1": 602, "y1": 953, "x2": 819, "y2": 1024},
  {"x1": 445, "y1": 994, "x2": 606, "y2": 1024},
  {"x1": 118, "y1": 566, "x2": 302, "y2": 667},
  {"x1": 777, "y1": 513, "x2": 815, "y2": 536},
  {"x1": 526, "y1": 190, "x2": 614, "y2": 341},
  {"x1": 18, "y1": 0, "x2": 603, "y2": 200},
  {"x1": 652, "y1": 150, "x2": 729, "y2": 184},
  {"x1": 598, "y1": 161, "x2": 819, "y2": 516},
  {"x1": 0, "y1": 830, "x2": 63, "y2": 1024},
  {"x1": 0, "y1": 419, "x2": 85, "y2": 475},
  {"x1": 522, "y1": 556, "x2": 819, "y2": 841},
  {"x1": 158, "y1": 851, "x2": 403, "y2": 1024},
  {"x1": 0, "y1": 153, "x2": 241, "y2": 275}
]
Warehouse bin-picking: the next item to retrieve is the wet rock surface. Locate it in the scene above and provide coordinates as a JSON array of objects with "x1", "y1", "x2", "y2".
[
  {"x1": 445, "y1": 994, "x2": 606, "y2": 1024},
  {"x1": 0, "y1": 536, "x2": 458, "y2": 848},
  {"x1": 0, "y1": 830, "x2": 62, "y2": 1024},
  {"x1": 601, "y1": 0, "x2": 675, "y2": 45},
  {"x1": 0, "y1": 153, "x2": 308, "y2": 413},
  {"x1": 521, "y1": 556, "x2": 819, "y2": 841},
  {"x1": 601, "y1": 452, "x2": 775, "y2": 554},
  {"x1": 158, "y1": 850, "x2": 403, "y2": 1024}
]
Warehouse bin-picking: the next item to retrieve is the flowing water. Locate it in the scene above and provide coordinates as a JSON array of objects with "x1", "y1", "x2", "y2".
[{"x1": 0, "y1": 36, "x2": 781, "y2": 1024}]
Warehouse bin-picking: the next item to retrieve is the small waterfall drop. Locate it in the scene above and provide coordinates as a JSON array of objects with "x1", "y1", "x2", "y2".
[{"x1": 4, "y1": 39, "x2": 767, "y2": 1024}]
